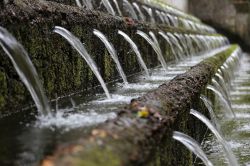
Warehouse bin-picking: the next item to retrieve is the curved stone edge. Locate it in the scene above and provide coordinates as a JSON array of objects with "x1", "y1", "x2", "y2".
[{"x1": 40, "y1": 45, "x2": 239, "y2": 166}]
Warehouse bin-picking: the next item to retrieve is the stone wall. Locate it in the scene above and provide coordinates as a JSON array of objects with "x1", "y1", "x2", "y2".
[
  {"x1": 0, "y1": 0, "x2": 203, "y2": 116},
  {"x1": 188, "y1": 0, "x2": 250, "y2": 51}
]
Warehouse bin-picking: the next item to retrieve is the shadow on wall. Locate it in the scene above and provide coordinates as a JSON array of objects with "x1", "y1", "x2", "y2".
[{"x1": 204, "y1": 20, "x2": 250, "y2": 52}]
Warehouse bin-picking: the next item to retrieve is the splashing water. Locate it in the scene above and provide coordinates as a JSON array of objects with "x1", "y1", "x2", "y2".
[
  {"x1": 173, "y1": 131, "x2": 213, "y2": 166},
  {"x1": 93, "y1": 29, "x2": 128, "y2": 85},
  {"x1": 190, "y1": 109, "x2": 239, "y2": 166},
  {"x1": 53, "y1": 26, "x2": 111, "y2": 99},
  {"x1": 37, "y1": 111, "x2": 117, "y2": 130},
  {"x1": 118, "y1": 30, "x2": 149, "y2": 77},
  {"x1": 0, "y1": 26, "x2": 51, "y2": 115}
]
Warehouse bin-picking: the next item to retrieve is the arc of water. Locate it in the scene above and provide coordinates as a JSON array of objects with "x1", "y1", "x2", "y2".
[
  {"x1": 0, "y1": 26, "x2": 50, "y2": 115},
  {"x1": 162, "y1": 12, "x2": 171, "y2": 26},
  {"x1": 174, "y1": 33, "x2": 189, "y2": 57},
  {"x1": 166, "y1": 14, "x2": 174, "y2": 26},
  {"x1": 220, "y1": 66, "x2": 231, "y2": 85},
  {"x1": 136, "y1": 30, "x2": 168, "y2": 71},
  {"x1": 93, "y1": 29, "x2": 128, "y2": 85},
  {"x1": 155, "y1": 10, "x2": 165, "y2": 23},
  {"x1": 184, "y1": 34, "x2": 195, "y2": 57},
  {"x1": 123, "y1": 0, "x2": 138, "y2": 20},
  {"x1": 75, "y1": 0, "x2": 93, "y2": 10},
  {"x1": 207, "y1": 85, "x2": 235, "y2": 118},
  {"x1": 173, "y1": 16, "x2": 179, "y2": 27},
  {"x1": 118, "y1": 30, "x2": 149, "y2": 77},
  {"x1": 142, "y1": 5, "x2": 155, "y2": 23},
  {"x1": 158, "y1": 31, "x2": 179, "y2": 61},
  {"x1": 190, "y1": 35, "x2": 202, "y2": 52},
  {"x1": 112, "y1": 0, "x2": 122, "y2": 16},
  {"x1": 200, "y1": 95, "x2": 220, "y2": 131},
  {"x1": 53, "y1": 26, "x2": 111, "y2": 99},
  {"x1": 212, "y1": 78, "x2": 229, "y2": 100},
  {"x1": 132, "y1": 2, "x2": 145, "y2": 21},
  {"x1": 215, "y1": 73, "x2": 227, "y2": 90},
  {"x1": 173, "y1": 131, "x2": 213, "y2": 166},
  {"x1": 149, "y1": 31, "x2": 168, "y2": 70},
  {"x1": 75, "y1": 0, "x2": 82, "y2": 7},
  {"x1": 101, "y1": 0, "x2": 116, "y2": 16},
  {"x1": 167, "y1": 32, "x2": 184, "y2": 59},
  {"x1": 190, "y1": 109, "x2": 239, "y2": 166}
]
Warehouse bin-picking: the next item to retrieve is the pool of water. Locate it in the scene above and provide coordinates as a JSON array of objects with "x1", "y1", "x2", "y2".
[
  {"x1": 0, "y1": 47, "x2": 229, "y2": 166},
  {"x1": 202, "y1": 54, "x2": 250, "y2": 166}
]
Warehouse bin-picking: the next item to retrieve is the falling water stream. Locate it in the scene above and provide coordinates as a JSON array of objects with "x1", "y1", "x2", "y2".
[
  {"x1": 53, "y1": 26, "x2": 111, "y2": 99},
  {"x1": 0, "y1": 26, "x2": 51, "y2": 115},
  {"x1": 0, "y1": 25, "x2": 230, "y2": 165},
  {"x1": 118, "y1": 30, "x2": 150, "y2": 77},
  {"x1": 173, "y1": 131, "x2": 213, "y2": 166},
  {"x1": 190, "y1": 109, "x2": 239, "y2": 166},
  {"x1": 203, "y1": 53, "x2": 250, "y2": 166},
  {"x1": 93, "y1": 29, "x2": 128, "y2": 85},
  {"x1": 136, "y1": 30, "x2": 168, "y2": 71},
  {"x1": 101, "y1": 0, "x2": 116, "y2": 16},
  {"x1": 207, "y1": 85, "x2": 236, "y2": 118},
  {"x1": 123, "y1": 0, "x2": 138, "y2": 20}
]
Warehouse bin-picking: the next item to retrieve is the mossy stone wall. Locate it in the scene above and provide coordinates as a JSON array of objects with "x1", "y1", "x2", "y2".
[{"x1": 0, "y1": 0, "x2": 200, "y2": 116}]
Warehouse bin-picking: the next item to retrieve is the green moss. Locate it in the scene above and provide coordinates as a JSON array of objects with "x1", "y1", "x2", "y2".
[
  {"x1": 232, "y1": 95, "x2": 250, "y2": 104},
  {"x1": 74, "y1": 146, "x2": 121, "y2": 166},
  {"x1": 0, "y1": 71, "x2": 7, "y2": 108},
  {"x1": 104, "y1": 50, "x2": 114, "y2": 80},
  {"x1": 203, "y1": 44, "x2": 239, "y2": 72}
]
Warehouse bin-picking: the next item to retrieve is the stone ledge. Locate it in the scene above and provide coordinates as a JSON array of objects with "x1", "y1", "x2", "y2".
[{"x1": 41, "y1": 45, "x2": 239, "y2": 166}]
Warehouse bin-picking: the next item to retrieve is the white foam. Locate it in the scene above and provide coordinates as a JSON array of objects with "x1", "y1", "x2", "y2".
[
  {"x1": 228, "y1": 141, "x2": 244, "y2": 149},
  {"x1": 235, "y1": 113, "x2": 250, "y2": 118},
  {"x1": 232, "y1": 104, "x2": 250, "y2": 109},
  {"x1": 36, "y1": 111, "x2": 116, "y2": 130},
  {"x1": 237, "y1": 124, "x2": 250, "y2": 131},
  {"x1": 122, "y1": 83, "x2": 160, "y2": 90},
  {"x1": 92, "y1": 94, "x2": 139, "y2": 104},
  {"x1": 230, "y1": 91, "x2": 250, "y2": 95},
  {"x1": 147, "y1": 75, "x2": 174, "y2": 81},
  {"x1": 233, "y1": 87, "x2": 250, "y2": 90}
]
